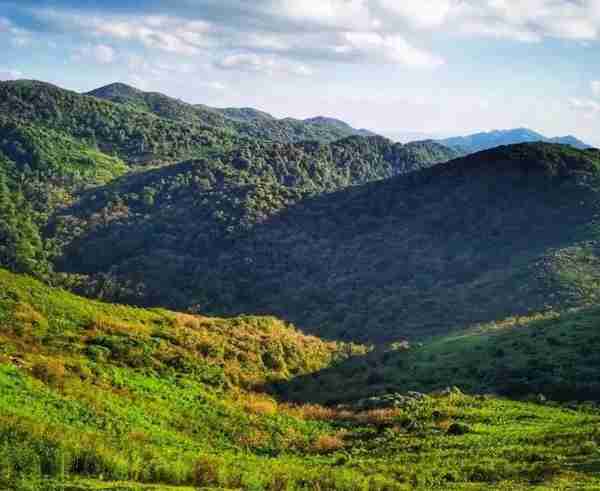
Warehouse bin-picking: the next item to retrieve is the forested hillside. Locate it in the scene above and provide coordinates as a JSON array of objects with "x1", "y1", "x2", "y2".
[
  {"x1": 0, "y1": 80, "x2": 456, "y2": 286},
  {"x1": 55, "y1": 143, "x2": 600, "y2": 343},
  {"x1": 87, "y1": 82, "x2": 378, "y2": 143}
]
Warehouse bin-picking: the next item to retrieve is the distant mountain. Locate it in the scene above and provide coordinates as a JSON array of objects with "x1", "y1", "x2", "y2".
[
  {"x1": 87, "y1": 82, "x2": 380, "y2": 143},
  {"x1": 438, "y1": 128, "x2": 592, "y2": 154}
]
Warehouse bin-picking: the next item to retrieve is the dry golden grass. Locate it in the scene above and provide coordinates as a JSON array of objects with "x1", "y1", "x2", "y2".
[{"x1": 310, "y1": 433, "x2": 346, "y2": 453}]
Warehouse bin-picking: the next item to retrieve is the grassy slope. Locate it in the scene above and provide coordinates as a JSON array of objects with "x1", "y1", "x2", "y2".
[
  {"x1": 280, "y1": 306, "x2": 600, "y2": 405},
  {"x1": 3, "y1": 269, "x2": 600, "y2": 489}
]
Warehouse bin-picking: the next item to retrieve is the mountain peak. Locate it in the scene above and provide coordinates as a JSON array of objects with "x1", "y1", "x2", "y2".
[{"x1": 86, "y1": 82, "x2": 143, "y2": 99}]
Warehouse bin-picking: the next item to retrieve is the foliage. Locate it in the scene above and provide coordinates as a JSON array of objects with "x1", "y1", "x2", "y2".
[
  {"x1": 280, "y1": 305, "x2": 600, "y2": 404},
  {"x1": 2, "y1": 269, "x2": 600, "y2": 489},
  {"x1": 88, "y1": 83, "x2": 379, "y2": 144},
  {"x1": 56, "y1": 143, "x2": 600, "y2": 342}
]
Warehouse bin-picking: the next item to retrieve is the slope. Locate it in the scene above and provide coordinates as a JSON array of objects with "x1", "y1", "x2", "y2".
[
  {"x1": 1, "y1": 80, "x2": 239, "y2": 167},
  {"x1": 3, "y1": 268, "x2": 600, "y2": 490},
  {"x1": 55, "y1": 143, "x2": 600, "y2": 343},
  {"x1": 279, "y1": 306, "x2": 600, "y2": 405},
  {"x1": 51, "y1": 136, "x2": 458, "y2": 307}
]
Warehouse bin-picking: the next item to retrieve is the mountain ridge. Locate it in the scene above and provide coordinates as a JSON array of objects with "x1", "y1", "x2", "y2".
[{"x1": 438, "y1": 127, "x2": 592, "y2": 154}]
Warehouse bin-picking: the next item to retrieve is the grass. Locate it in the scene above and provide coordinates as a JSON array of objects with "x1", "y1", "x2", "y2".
[{"x1": 3, "y1": 269, "x2": 600, "y2": 489}]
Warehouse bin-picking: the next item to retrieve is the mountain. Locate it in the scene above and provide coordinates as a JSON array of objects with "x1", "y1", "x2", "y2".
[
  {"x1": 87, "y1": 82, "x2": 380, "y2": 143},
  {"x1": 0, "y1": 80, "x2": 457, "y2": 282},
  {"x1": 4, "y1": 267, "x2": 600, "y2": 490},
  {"x1": 438, "y1": 128, "x2": 592, "y2": 154},
  {"x1": 301, "y1": 116, "x2": 376, "y2": 137},
  {"x1": 54, "y1": 143, "x2": 600, "y2": 344},
  {"x1": 1, "y1": 80, "x2": 239, "y2": 167}
]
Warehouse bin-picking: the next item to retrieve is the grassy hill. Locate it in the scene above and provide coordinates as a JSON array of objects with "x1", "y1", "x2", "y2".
[
  {"x1": 55, "y1": 143, "x2": 600, "y2": 343},
  {"x1": 4, "y1": 268, "x2": 600, "y2": 490},
  {"x1": 278, "y1": 305, "x2": 600, "y2": 405}
]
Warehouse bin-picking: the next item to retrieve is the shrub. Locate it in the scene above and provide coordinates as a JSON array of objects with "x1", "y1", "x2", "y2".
[
  {"x1": 447, "y1": 422, "x2": 471, "y2": 435},
  {"x1": 31, "y1": 358, "x2": 66, "y2": 387},
  {"x1": 311, "y1": 434, "x2": 345, "y2": 454},
  {"x1": 192, "y1": 455, "x2": 221, "y2": 487}
]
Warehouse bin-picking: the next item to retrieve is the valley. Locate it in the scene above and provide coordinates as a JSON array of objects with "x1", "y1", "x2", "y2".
[{"x1": 1, "y1": 78, "x2": 600, "y2": 490}]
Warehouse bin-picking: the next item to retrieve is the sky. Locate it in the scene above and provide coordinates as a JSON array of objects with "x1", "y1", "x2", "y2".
[{"x1": 1, "y1": 0, "x2": 600, "y2": 145}]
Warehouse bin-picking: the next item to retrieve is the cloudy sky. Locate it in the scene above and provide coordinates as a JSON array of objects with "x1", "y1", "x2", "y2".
[{"x1": 1, "y1": 0, "x2": 600, "y2": 144}]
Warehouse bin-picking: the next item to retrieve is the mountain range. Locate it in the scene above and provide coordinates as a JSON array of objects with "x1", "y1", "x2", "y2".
[
  {"x1": 3, "y1": 78, "x2": 600, "y2": 490},
  {"x1": 438, "y1": 127, "x2": 591, "y2": 154}
]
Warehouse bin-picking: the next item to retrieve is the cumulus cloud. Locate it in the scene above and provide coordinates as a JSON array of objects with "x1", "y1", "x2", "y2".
[
  {"x1": 216, "y1": 53, "x2": 313, "y2": 76},
  {"x1": 16, "y1": 0, "x2": 600, "y2": 78},
  {"x1": 337, "y1": 32, "x2": 444, "y2": 68},
  {"x1": 570, "y1": 98, "x2": 600, "y2": 118}
]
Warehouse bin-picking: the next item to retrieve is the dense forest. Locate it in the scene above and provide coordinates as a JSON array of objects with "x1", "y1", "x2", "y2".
[{"x1": 55, "y1": 143, "x2": 600, "y2": 343}]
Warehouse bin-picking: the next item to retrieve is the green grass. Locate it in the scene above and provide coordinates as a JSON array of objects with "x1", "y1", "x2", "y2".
[
  {"x1": 3, "y1": 269, "x2": 600, "y2": 489},
  {"x1": 282, "y1": 305, "x2": 600, "y2": 405}
]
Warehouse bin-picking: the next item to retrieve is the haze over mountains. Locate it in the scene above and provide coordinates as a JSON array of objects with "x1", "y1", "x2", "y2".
[{"x1": 438, "y1": 128, "x2": 591, "y2": 154}]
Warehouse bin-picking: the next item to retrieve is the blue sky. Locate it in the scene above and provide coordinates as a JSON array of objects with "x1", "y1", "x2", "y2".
[{"x1": 1, "y1": 0, "x2": 600, "y2": 145}]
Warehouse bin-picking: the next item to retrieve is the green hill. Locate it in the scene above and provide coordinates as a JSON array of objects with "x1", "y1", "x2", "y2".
[
  {"x1": 87, "y1": 82, "x2": 379, "y2": 143},
  {"x1": 55, "y1": 143, "x2": 600, "y2": 342},
  {"x1": 3, "y1": 268, "x2": 600, "y2": 490},
  {"x1": 50, "y1": 135, "x2": 458, "y2": 306},
  {"x1": 1, "y1": 80, "x2": 239, "y2": 167},
  {"x1": 279, "y1": 305, "x2": 600, "y2": 405}
]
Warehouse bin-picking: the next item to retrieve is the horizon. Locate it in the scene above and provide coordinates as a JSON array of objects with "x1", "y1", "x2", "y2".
[{"x1": 1, "y1": 1, "x2": 599, "y2": 145}]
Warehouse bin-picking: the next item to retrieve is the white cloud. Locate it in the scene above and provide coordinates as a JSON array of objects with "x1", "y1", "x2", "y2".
[
  {"x1": 24, "y1": 0, "x2": 600, "y2": 79},
  {"x1": 0, "y1": 69, "x2": 22, "y2": 80},
  {"x1": 94, "y1": 44, "x2": 115, "y2": 64},
  {"x1": 592, "y1": 81, "x2": 600, "y2": 98},
  {"x1": 73, "y1": 44, "x2": 116, "y2": 64},
  {"x1": 569, "y1": 98, "x2": 600, "y2": 117},
  {"x1": 373, "y1": 0, "x2": 452, "y2": 28},
  {"x1": 339, "y1": 32, "x2": 444, "y2": 68},
  {"x1": 215, "y1": 53, "x2": 313, "y2": 76}
]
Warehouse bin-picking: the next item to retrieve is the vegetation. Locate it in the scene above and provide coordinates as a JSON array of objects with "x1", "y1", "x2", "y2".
[
  {"x1": 278, "y1": 305, "x2": 600, "y2": 405},
  {"x1": 88, "y1": 83, "x2": 378, "y2": 144},
  {"x1": 0, "y1": 80, "x2": 240, "y2": 166},
  {"x1": 3, "y1": 268, "x2": 600, "y2": 490},
  {"x1": 56, "y1": 143, "x2": 600, "y2": 342}
]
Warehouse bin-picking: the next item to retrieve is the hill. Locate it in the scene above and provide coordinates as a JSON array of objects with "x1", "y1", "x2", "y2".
[
  {"x1": 3, "y1": 268, "x2": 600, "y2": 490},
  {"x1": 0, "y1": 80, "x2": 457, "y2": 285},
  {"x1": 279, "y1": 305, "x2": 600, "y2": 405},
  {"x1": 54, "y1": 143, "x2": 600, "y2": 343},
  {"x1": 87, "y1": 82, "x2": 380, "y2": 143},
  {"x1": 1, "y1": 80, "x2": 239, "y2": 167},
  {"x1": 438, "y1": 128, "x2": 591, "y2": 154},
  {"x1": 50, "y1": 135, "x2": 458, "y2": 307}
]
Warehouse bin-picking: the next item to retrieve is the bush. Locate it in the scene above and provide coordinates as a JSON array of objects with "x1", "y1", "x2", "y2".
[
  {"x1": 311, "y1": 434, "x2": 345, "y2": 454},
  {"x1": 192, "y1": 455, "x2": 221, "y2": 487},
  {"x1": 447, "y1": 422, "x2": 471, "y2": 436}
]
